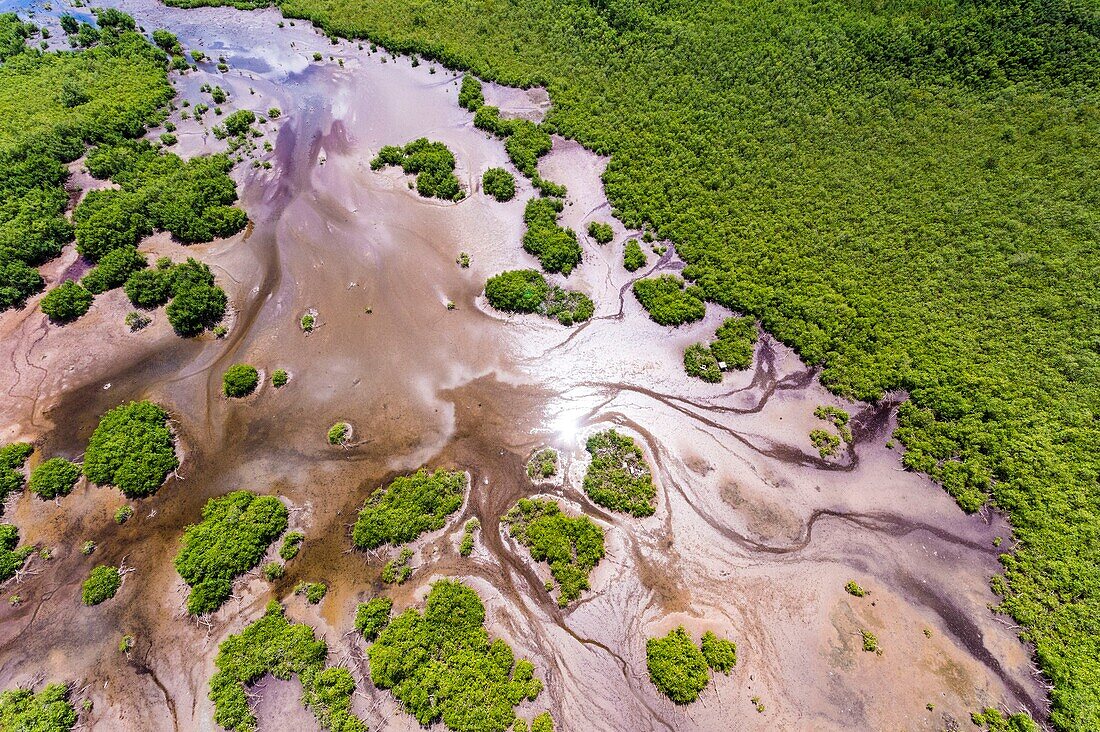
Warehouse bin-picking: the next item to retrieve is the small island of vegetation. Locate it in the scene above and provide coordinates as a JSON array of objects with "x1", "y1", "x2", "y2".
[
  {"x1": 583, "y1": 429, "x2": 656, "y2": 516},
  {"x1": 81, "y1": 565, "x2": 121, "y2": 606},
  {"x1": 352, "y1": 468, "x2": 467, "y2": 550},
  {"x1": 482, "y1": 167, "x2": 516, "y2": 202},
  {"x1": 0, "y1": 683, "x2": 77, "y2": 732},
  {"x1": 174, "y1": 491, "x2": 288, "y2": 615},
  {"x1": 29, "y1": 457, "x2": 80, "y2": 500},
  {"x1": 646, "y1": 627, "x2": 736, "y2": 704},
  {"x1": 522, "y1": 198, "x2": 581, "y2": 275},
  {"x1": 371, "y1": 138, "x2": 464, "y2": 201},
  {"x1": 222, "y1": 364, "x2": 259, "y2": 398},
  {"x1": 683, "y1": 316, "x2": 758, "y2": 383},
  {"x1": 83, "y1": 401, "x2": 178, "y2": 498},
  {"x1": 503, "y1": 499, "x2": 605, "y2": 606},
  {"x1": 484, "y1": 270, "x2": 593, "y2": 326},
  {"x1": 633, "y1": 275, "x2": 706, "y2": 327}
]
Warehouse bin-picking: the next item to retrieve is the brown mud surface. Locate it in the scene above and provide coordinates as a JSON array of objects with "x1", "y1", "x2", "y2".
[{"x1": 0, "y1": 2, "x2": 1047, "y2": 730}]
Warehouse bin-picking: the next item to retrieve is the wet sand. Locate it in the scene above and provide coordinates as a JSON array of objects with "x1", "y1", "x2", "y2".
[{"x1": 0, "y1": 1, "x2": 1048, "y2": 730}]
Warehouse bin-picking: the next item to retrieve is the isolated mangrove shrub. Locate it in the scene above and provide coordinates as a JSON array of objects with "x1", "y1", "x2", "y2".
[
  {"x1": 29, "y1": 457, "x2": 80, "y2": 499},
  {"x1": 815, "y1": 405, "x2": 852, "y2": 442},
  {"x1": 861, "y1": 630, "x2": 879, "y2": 653},
  {"x1": 526, "y1": 449, "x2": 557, "y2": 480},
  {"x1": 82, "y1": 246, "x2": 146, "y2": 294},
  {"x1": 223, "y1": 364, "x2": 259, "y2": 398},
  {"x1": 327, "y1": 422, "x2": 349, "y2": 445},
  {"x1": 370, "y1": 137, "x2": 464, "y2": 201},
  {"x1": 124, "y1": 267, "x2": 172, "y2": 308},
  {"x1": 622, "y1": 240, "x2": 646, "y2": 272},
  {"x1": 174, "y1": 490, "x2": 288, "y2": 615},
  {"x1": 485, "y1": 269, "x2": 548, "y2": 313},
  {"x1": 503, "y1": 499, "x2": 605, "y2": 606},
  {"x1": 40, "y1": 281, "x2": 93, "y2": 323},
  {"x1": 209, "y1": 601, "x2": 367, "y2": 732},
  {"x1": 587, "y1": 221, "x2": 613, "y2": 244},
  {"x1": 369, "y1": 580, "x2": 543, "y2": 731},
  {"x1": 543, "y1": 287, "x2": 593, "y2": 325},
  {"x1": 83, "y1": 401, "x2": 178, "y2": 498},
  {"x1": 632, "y1": 275, "x2": 705, "y2": 326},
  {"x1": 683, "y1": 343, "x2": 721, "y2": 383},
  {"x1": 81, "y1": 565, "x2": 121, "y2": 605},
  {"x1": 352, "y1": 468, "x2": 467, "y2": 549},
  {"x1": 224, "y1": 109, "x2": 255, "y2": 136},
  {"x1": 684, "y1": 316, "x2": 757, "y2": 383},
  {"x1": 354, "y1": 596, "x2": 392, "y2": 641},
  {"x1": 583, "y1": 430, "x2": 656, "y2": 516},
  {"x1": 810, "y1": 428, "x2": 841, "y2": 458},
  {"x1": 646, "y1": 627, "x2": 710, "y2": 704},
  {"x1": 166, "y1": 281, "x2": 227, "y2": 336},
  {"x1": 114, "y1": 505, "x2": 134, "y2": 524},
  {"x1": 262, "y1": 561, "x2": 284, "y2": 581},
  {"x1": 300, "y1": 313, "x2": 315, "y2": 331},
  {"x1": 0, "y1": 524, "x2": 32, "y2": 582},
  {"x1": 0, "y1": 442, "x2": 33, "y2": 508},
  {"x1": 699, "y1": 631, "x2": 737, "y2": 674},
  {"x1": 381, "y1": 547, "x2": 414, "y2": 585},
  {"x1": 0, "y1": 683, "x2": 77, "y2": 732},
  {"x1": 522, "y1": 198, "x2": 580, "y2": 275},
  {"x1": 295, "y1": 581, "x2": 327, "y2": 604},
  {"x1": 458, "y1": 75, "x2": 484, "y2": 111},
  {"x1": 271, "y1": 369, "x2": 288, "y2": 388},
  {"x1": 483, "y1": 167, "x2": 515, "y2": 202},
  {"x1": 845, "y1": 580, "x2": 865, "y2": 597},
  {"x1": 280, "y1": 531, "x2": 305, "y2": 561},
  {"x1": 459, "y1": 517, "x2": 480, "y2": 557}
]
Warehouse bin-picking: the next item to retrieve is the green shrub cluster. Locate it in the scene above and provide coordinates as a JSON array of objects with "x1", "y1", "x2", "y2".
[
  {"x1": 0, "y1": 442, "x2": 32, "y2": 510},
  {"x1": 280, "y1": 531, "x2": 305, "y2": 560},
  {"x1": 271, "y1": 369, "x2": 289, "y2": 387},
  {"x1": 209, "y1": 601, "x2": 367, "y2": 732},
  {"x1": 582, "y1": 430, "x2": 655, "y2": 516},
  {"x1": 29, "y1": 457, "x2": 80, "y2": 499},
  {"x1": 262, "y1": 561, "x2": 284, "y2": 581},
  {"x1": 354, "y1": 596, "x2": 392, "y2": 641},
  {"x1": 470, "y1": 104, "x2": 562, "y2": 196},
  {"x1": 587, "y1": 221, "x2": 613, "y2": 244},
  {"x1": 0, "y1": 12, "x2": 172, "y2": 313},
  {"x1": 484, "y1": 270, "x2": 592, "y2": 326},
  {"x1": 114, "y1": 505, "x2": 134, "y2": 524},
  {"x1": 327, "y1": 422, "x2": 349, "y2": 445},
  {"x1": 0, "y1": 683, "x2": 76, "y2": 732},
  {"x1": 125, "y1": 256, "x2": 227, "y2": 336},
  {"x1": 0, "y1": 524, "x2": 32, "y2": 582},
  {"x1": 174, "y1": 491, "x2": 288, "y2": 615},
  {"x1": 82, "y1": 246, "x2": 146, "y2": 294},
  {"x1": 223, "y1": 364, "x2": 259, "y2": 398},
  {"x1": 224, "y1": 109, "x2": 255, "y2": 136},
  {"x1": 622, "y1": 240, "x2": 646, "y2": 272},
  {"x1": 526, "y1": 448, "x2": 557, "y2": 480},
  {"x1": 814, "y1": 405, "x2": 852, "y2": 442},
  {"x1": 380, "y1": 547, "x2": 413, "y2": 585},
  {"x1": 684, "y1": 316, "x2": 757, "y2": 382},
  {"x1": 530, "y1": 713, "x2": 554, "y2": 732},
  {"x1": 810, "y1": 428, "x2": 841, "y2": 458},
  {"x1": 458, "y1": 517, "x2": 480, "y2": 557},
  {"x1": 522, "y1": 198, "x2": 580, "y2": 275},
  {"x1": 645, "y1": 627, "x2": 711, "y2": 704},
  {"x1": 458, "y1": 75, "x2": 483, "y2": 111},
  {"x1": 633, "y1": 275, "x2": 705, "y2": 327},
  {"x1": 368, "y1": 580, "x2": 543, "y2": 731},
  {"x1": 370, "y1": 138, "x2": 464, "y2": 201},
  {"x1": 81, "y1": 564, "x2": 121, "y2": 605},
  {"x1": 972, "y1": 708, "x2": 1039, "y2": 732},
  {"x1": 40, "y1": 281, "x2": 93, "y2": 323},
  {"x1": 503, "y1": 499, "x2": 605, "y2": 606},
  {"x1": 163, "y1": 0, "x2": 1100, "y2": 722},
  {"x1": 83, "y1": 401, "x2": 178, "y2": 498},
  {"x1": 295, "y1": 581, "x2": 327, "y2": 604},
  {"x1": 845, "y1": 580, "x2": 866, "y2": 597},
  {"x1": 352, "y1": 468, "x2": 467, "y2": 549},
  {"x1": 699, "y1": 631, "x2": 737, "y2": 674},
  {"x1": 482, "y1": 167, "x2": 515, "y2": 202}
]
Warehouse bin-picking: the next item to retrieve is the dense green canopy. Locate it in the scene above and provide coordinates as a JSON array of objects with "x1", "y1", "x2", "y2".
[{"x1": 83, "y1": 401, "x2": 178, "y2": 498}]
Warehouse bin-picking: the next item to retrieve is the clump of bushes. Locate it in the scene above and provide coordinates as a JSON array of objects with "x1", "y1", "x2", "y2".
[
  {"x1": 645, "y1": 627, "x2": 711, "y2": 704},
  {"x1": 815, "y1": 405, "x2": 852, "y2": 442},
  {"x1": 174, "y1": 491, "x2": 289, "y2": 615},
  {"x1": 81, "y1": 565, "x2": 121, "y2": 605},
  {"x1": 587, "y1": 221, "x2": 613, "y2": 244},
  {"x1": 280, "y1": 531, "x2": 305, "y2": 560},
  {"x1": 114, "y1": 505, "x2": 134, "y2": 524},
  {"x1": 483, "y1": 167, "x2": 516, "y2": 201},
  {"x1": 40, "y1": 281, "x2": 93, "y2": 323},
  {"x1": 209, "y1": 601, "x2": 367, "y2": 732},
  {"x1": 623, "y1": 239, "x2": 646, "y2": 272},
  {"x1": 224, "y1": 109, "x2": 255, "y2": 137},
  {"x1": 971, "y1": 708, "x2": 1039, "y2": 732},
  {"x1": 459, "y1": 517, "x2": 480, "y2": 557},
  {"x1": 272, "y1": 369, "x2": 289, "y2": 388},
  {"x1": 810, "y1": 428, "x2": 841, "y2": 458},
  {"x1": 352, "y1": 468, "x2": 467, "y2": 549},
  {"x1": 125, "y1": 311, "x2": 151, "y2": 331},
  {"x1": 223, "y1": 364, "x2": 259, "y2": 397},
  {"x1": 0, "y1": 524, "x2": 32, "y2": 583},
  {"x1": 82, "y1": 246, "x2": 146, "y2": 294},
  {"x1": 845, "y1": 580, "x2": 866, "y2": 597},
  {"x1": 458, "y1": 75, "x2": 484, "y2": 111},
  {"x1": 124, "y1": 257, "x2": 227, "y2": 336},
  {"x1": 700, "y1": 631, "x2": 737, "y2": 673},
  {"x1": 484, "y1": 270, "x2": 593, "y2": 326},
  {"x1": 355, "y1": 596, "x2": 393, "y2": 641},
  {"x1": 526, "y1": 448, "x2": 558, "y2": 479},
  {"x1": 0, "y1": 683, "x2": 77, "y2": 731},
  {"x1": 522, "y1": 198, "x2": 581, "y2": 275},
  {"x1": 684, "y1": 316, "x2": 757, "y2": 382},
  {"x1": 381, "y1": 547, "x2": 414, "y2": 585},
  {"x1": 583, "y1": 430, "x2": 656, "y2": 516},
  {"x1": 632, "y1": 275, "x2": 705, "y2": 326},
  {"x1": 295, "y1": 581, "x2": 327, "y2": 604},
  {"x1": 83, "y1": 401, "x2": 178, "y2": 498},
  {"x1": 0, "y1": 442, "x2": 33, "y2": 509},
  {"x1": 327, "y1": 422, "x2": 350, "y2": 445},
  {"x1": 503, "y1": 499, "x2": 605, "y2": 606},
  {"x1": 471, "y1": 104, "x2": 563, "y2": 196},
  {"x1": 861, "y1": 629, "x2": 880, "y2": 653},
  {"x1": 300, "y1": 313, "x2": 315, "y2": 331},
  {"x1": 370, "y1": 138, "x2": 464, "y2": 201},
  {"x1": 29, "y1": 457, "x2": 80, "y2": 499},
  {"x1": 368, "y1": 580, "x2": 543, "y2": 728}
]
